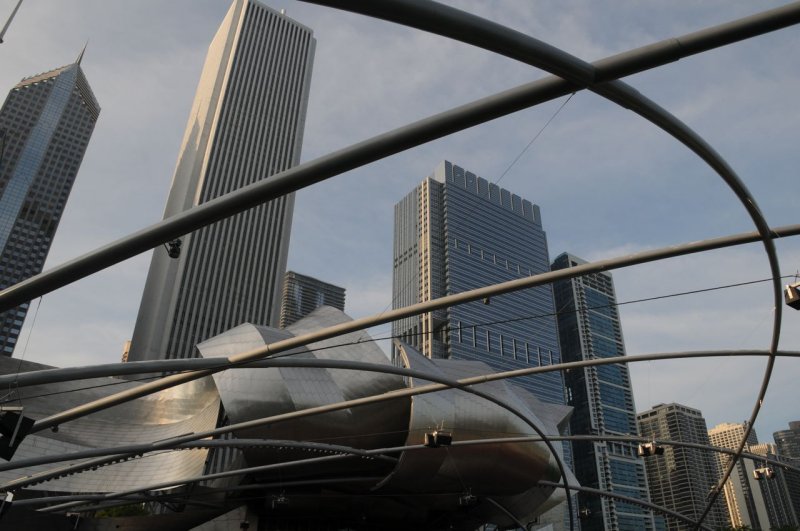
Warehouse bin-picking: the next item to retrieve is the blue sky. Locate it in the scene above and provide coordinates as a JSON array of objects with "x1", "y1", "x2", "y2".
[{"x1": 1, "y1": 0, "x2": 798, "y2": 442}]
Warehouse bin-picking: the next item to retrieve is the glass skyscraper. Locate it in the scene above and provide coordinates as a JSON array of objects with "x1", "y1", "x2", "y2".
[
  {"x1": 279, "y1": 270, "x2": 345, "y2": 328},
  {"x1": 0, "y1": 52, "x2": 100, "y2": 356},
  {"x1": 393, "y1": 161, "x2": 573, "y2": 528},
  {"x1": 774, "y1": 421, "x2": 800, "y2": 523},
  {"x1": 127, "y1": 0, "x2": 315, "y2": 361},
  {"x1": 393, "y1": 160, "x2": 565, "y2": 405},
  {"x1": 552, "y1": 253, "x2": 656, "y2": 530}
]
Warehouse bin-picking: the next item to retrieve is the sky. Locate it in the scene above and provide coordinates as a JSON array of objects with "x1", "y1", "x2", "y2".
[{"x1": 0, "y1": 0, "x2": 798, "y2": 443}]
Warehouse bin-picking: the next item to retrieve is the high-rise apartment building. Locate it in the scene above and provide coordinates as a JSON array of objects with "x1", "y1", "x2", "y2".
[
  {"x1": 0, "y1": 52, "x2": 99, "y2": 356},
  {"x1": 552, "y1": 253, "x2": 655, "y2": 530},
  {"x1": 279, "y1": 270, "x2": 345, "y2": 328},
  {"x1": 637, "y1": 403, "x2": 729, "y2": 530},
  {"x1": 392, "y1": 160, "x2": 564, "y2": 405},
  {"x1": 128, "y1": 0, "x2": 315, "y2": 361},
  {"x1": 708, "y1": 422, "x2": 773, "y2": 529},
  {"x1": 774, "y1": 421, "x2": 800, "y2": 523},
  {"x1": 749, "y1": 442, "x2": 798, "y2": 527},
  {"x1": 775, "y1": 421, "x2": 800, "y2": 458}
]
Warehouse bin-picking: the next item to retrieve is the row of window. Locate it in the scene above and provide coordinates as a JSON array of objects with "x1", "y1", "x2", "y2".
[
  {"x1": 452, "y1": 237, "x2": 536, "y2": 278},
  {"x1": 453, "y1": 320, "x2": 554, "y2": 364}
]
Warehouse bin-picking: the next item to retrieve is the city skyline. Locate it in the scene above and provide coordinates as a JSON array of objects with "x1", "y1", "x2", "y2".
[{"x1": 0, "y1": 0, "x2": 798, "y2": 442}]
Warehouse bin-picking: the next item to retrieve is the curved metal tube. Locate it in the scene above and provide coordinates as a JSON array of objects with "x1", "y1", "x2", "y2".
[
  {"x1": 29, "y1": 224, "x2": 800, "y2": 434},
  {"x1": 537, "y1": 480, "x2": 713, "y2": 531},
  {"x1": 280, "y1": 3, "x2": 786, "y2": 528},
  {"x1": 10, "y1": 349, "x2": 800, "y2": 525},
  {"x1": 26, "y1": 439, "x2": 712, "y2": 531},
  {"x1": 8, "y1": 430, "x2": 797, "y2": 482},
  {"x1": 484, "y1": 497, "x2": 529, "y2": 530},
  {"x1": 10, "y1": 349, "x2": 800, "y2": 476},
  {"x1": 20, "y1": 476, "x2": 386, "y2": 509},
  {"x1": 3, "y1": 439, "x2": 397, "y2": 492},
  {"x1": 0, "y1": 2, "x2": 797, "y2": 313},
  {"x1": 6, "y1": 360, "x2": 572, "y2": 523},
  {"x1": 543, "y1": 435, "x2": 800, "y2": 476},
  {"x1": 0, "y1": 4, "x2": 796, "y2": 526}
]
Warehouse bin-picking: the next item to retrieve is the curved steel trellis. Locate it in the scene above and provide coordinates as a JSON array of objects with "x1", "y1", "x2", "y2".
[
  {"x1": 0, "y1": 3, "x2": 797, "y2": 312},
  {"x1": 2, "y1": 355, "x2": 575, "y2": 526},
  {"x1": 5, "y1": 351, "x2": 800, "y2": 519},
  {"x1": 0, "y1": 3, "x2": 795, "y2": 529},
  {"x1": 537, "y1": 481, "x2": 714, "y2": 531},
  {"x1": 303, "y1": 2, "x2": 785, "y2": 528},
  {"x1": 15, "y1": 437, "x2": 712, "y2": 530},
  {"x1": 6, "y1": 358, "x2": 800, "y2": 473},
  {"x1": 27, "y1": 223, "x2": 800, "y2": 436}
]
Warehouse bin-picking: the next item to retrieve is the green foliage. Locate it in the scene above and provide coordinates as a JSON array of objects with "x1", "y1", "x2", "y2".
[{"x1": 94, "y1": 503, "x2": 148, "y2": 518}]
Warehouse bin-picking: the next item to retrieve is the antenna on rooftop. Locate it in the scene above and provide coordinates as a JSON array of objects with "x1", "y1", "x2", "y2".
[{"x1": 76, "y1": 40, "x2": 88, "y2": 65}]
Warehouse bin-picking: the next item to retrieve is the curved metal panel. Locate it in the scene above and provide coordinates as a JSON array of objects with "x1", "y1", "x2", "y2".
[
  {"x1": 198, "y1": 307, "x2": 411, "y2": 478},
  {"x1": 0, "y1": 356, "x2": 219, "y2": 493},
  {"x1": 383, "y1": 341, "x2": 567, "y2": 525}
]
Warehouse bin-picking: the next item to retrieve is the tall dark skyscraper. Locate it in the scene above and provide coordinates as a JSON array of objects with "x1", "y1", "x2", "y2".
[
  {"x1": 392, "y1": 160, "x2": 564, "y2": 405},
  {"x1": 552, "y1": 253, "x2": 656, "y2": 530},
  {"x1": 637, "y1": 403, "x2": 729, "y2": 531},
  {"x1": 392, "y1": 160, "x2": 571, "y2": 528},
  {"x1": 749, "y1": 442, "x2": 799, "y2": 527},
  {"x1": 128, "y1": 0, "x2": 315, "y2": 361},
  {"x1": 280, "y1": 271, "x2": 345, "y2": 328},
  {"x1": 0, "y1": 52, "x2": 99, "y2": 356}
]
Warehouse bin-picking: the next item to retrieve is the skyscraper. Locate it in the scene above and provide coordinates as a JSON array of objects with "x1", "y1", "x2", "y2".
[
  {"x1": 749, "y1": 442, "x2": 798, "y2": 527},
  {"x1": 637, "y1": 403, "x2": 729, "y2": 530},
  {"x1": 708, "y1": 422, "x2": 771, "y2": 529},
  {"x1": 279, "y1": 270, "x2": 345, "y2": 328},
  {"x1": 551, "y1": 253, "x2": 655, "y2": 530},
  {"x1": 392, "y1": 160, "x2": 571, "y2": 529},
  {"x1": 774, "y1": 421, "x2": 800, "y2": 523},
  {"x1": 128, "y1": 0, "x2": 315, "y2": 361},
  {"x1": 392, "y1": 160, "x2": 564, "y2": 405},
  {"x1": 0, "y1": 52, "x2": 100, "y2": 356}
]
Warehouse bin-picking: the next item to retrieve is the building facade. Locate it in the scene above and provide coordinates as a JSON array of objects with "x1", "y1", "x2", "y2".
[
  {"x1": 392, "y1": 161, "x2": 572, "y2": 529},
  {"x1": 127, "y1": 0, "x2": 315, "y2": 361},
  {"x1": 708, "y1": 422, "x2": 773, "y2": 529},
  {"x1": 774, "y1": 421, "x2": 800, "y2": 524},
  {"x1": 749, "y1": 442, "x2": 798, "y2": 527},
  {"x1": 637, "y1": 403, "x2": 729, "y2": 530},
  {"x1": 279, "y1": 270, "x2": 345, "y2": 328},
  {"x1": 0, "y1": 53, "x2": 99, "y2": 356},
  {"x1": 552, "y1": 253, "x2": 655, "y2": 530},
  {"x1": 392, "y1": 160, "x2": 564, "y2": 405}
]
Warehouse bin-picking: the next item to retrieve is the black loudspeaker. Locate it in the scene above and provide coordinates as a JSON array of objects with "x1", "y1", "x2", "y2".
[
  {"x1": 785, "y1": 283, "x2": 800, "y2": 310},
  {"x1": 0, "y1": 408, "x2": 35, "y2": 460}
]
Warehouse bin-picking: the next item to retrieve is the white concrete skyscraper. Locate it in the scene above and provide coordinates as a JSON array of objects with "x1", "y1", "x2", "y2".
[{"x1": 128, "y1": 0, "x2": 315, "y2": 361}]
